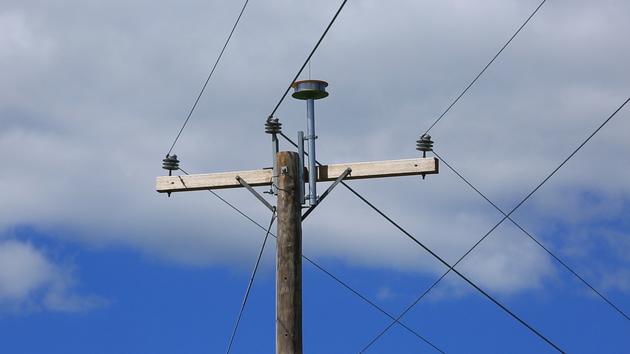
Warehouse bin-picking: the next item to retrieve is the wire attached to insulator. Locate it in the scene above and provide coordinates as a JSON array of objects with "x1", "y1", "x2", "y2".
[
  {"x1": 162, "y1": 154, "x2": 180, "y2": 197},
  {"x1": 416, "y1": 134, "x2": 434, "y2": 179},
  {"x1": 416, "y1": 134, "x2": 434, "y2": 157},
  {"x1": 264, "y1": 116, "x2": 282, "y2": 134},
  {"x1": 162, "y1": 154, "x2": 180, "y2": 176},
  {"x1": 265, "y1": 116, "x2": 282, "y2": 195}
]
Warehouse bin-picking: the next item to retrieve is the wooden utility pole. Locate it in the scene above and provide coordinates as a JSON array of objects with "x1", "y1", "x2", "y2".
[
  {"x1": 275, "y1": 151, "x2": 302, "y2": 354},
  {"x1": 157, "y1": 79, "x2": 440, "y2": 354},
  {"x1": 156, "y1": 156, "x2": 437, "y2": 353}
]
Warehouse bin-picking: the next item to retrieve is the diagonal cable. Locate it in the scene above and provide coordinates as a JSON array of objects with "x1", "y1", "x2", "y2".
[
  {"x1": 268, "y1": 0, "x2": 349, "y2": 118},
  {"x1": 341, "y1": 181, "x2": 565, "y2": 354},
  {"x1": 434, "y1": 150, "x2": 630, "y2": 321},
  {"x1": 355, "y1": 96, "x2": 630, "y2": 352},
  {"x1": 167, "y1": 0, "x2": 251, "y2": 155},
  {"x1": 276, "y1": 135, "x2": 568, "y2": 352},
  {"x1": 280, "y1": 132, "x2": 563, "y2": 352},
  {"x1": 176, "y1": 167, "x2": 445, "y2": 353},
  {"x1": 423, "y1": 0, "x2": 547, "y2": 134},
  {"x1": 226, "y1": 211, "x2": 276, "y2": 354},
  {"x1": 301, "y1": 253, "x2": 445, "y2": 354}
]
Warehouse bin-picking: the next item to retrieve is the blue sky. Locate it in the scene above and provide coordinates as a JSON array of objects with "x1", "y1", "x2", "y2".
[
  {"x1": 2, "y1": 207, "x2": 629, "y2": 353},
  {"x1": 2, "y1": 0, "x2": 630, "y2": 353}
]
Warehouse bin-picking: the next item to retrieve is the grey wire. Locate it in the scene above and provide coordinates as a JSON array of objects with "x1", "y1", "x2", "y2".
[
  {"x1": 167, "y1": 0, "x2": 251, "y2": 156},
  {"x1": 355, "y1": 96, "x2": 630, "y2": 352},
  {"x1": 226, "y1": 211, "x2": 276, "y2": 354},
  {"x1": 301, "y1": 252, "x2": 446, "y2": 354},
  {"x1": 268, "y1": 0, "x2": 348, "y2": 118},
  {"x1": 176, "y1": 167, "x2": 444, "y2": 353},
  {"x1": 423, "y1": 0, "x2": 548, "y2": 135},
  {"x1": 434, "y1": 150, "x2": 630, "y2": 322},
  {"x1": 277, "y1": 134, "x2": 564, "y2": 352},
  {"x1": 341, "y1": 181, "x2": 565, "y2": 354}
]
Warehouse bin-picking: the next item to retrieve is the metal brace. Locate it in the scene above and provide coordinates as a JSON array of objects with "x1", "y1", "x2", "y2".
[
  {"x1": 235, "y1": 175, "x2": 276, "y2": 213},
  {"x1": 301, "y1": 167, "x2": 352, "y2": 221}
]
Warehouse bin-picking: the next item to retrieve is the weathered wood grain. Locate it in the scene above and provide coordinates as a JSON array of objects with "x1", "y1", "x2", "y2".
[{"x1": 156, "y1": 157, "x2": 438, "y2": 193}]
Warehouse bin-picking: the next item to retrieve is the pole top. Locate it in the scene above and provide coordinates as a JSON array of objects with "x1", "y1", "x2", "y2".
[{"x1": 291, "y1": 80, "x2": 329, "y2": 100}]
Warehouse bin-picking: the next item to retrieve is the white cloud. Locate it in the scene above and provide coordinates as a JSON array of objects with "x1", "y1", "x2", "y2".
[
  {"x1": 376, "y1": 286, "x2": 396, "y2": 301},
  {"x1": 457, "y1": 224, "x2": 555, "y2": 294},
  {"x1": 599, "y1": 269, "x2": 630, "y2": 293},
  {"x1": 1, "y1": 0, "x2": 629, "y2": 297},
  {"x1": 0, "y1": 239, "x2": 104, "y2": 313}
]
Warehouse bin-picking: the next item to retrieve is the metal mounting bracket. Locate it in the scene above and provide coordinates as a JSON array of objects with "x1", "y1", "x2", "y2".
[
  {"x1": 301, "y1": 167, "x2": 352, "y2": 221},
  {"x1": 236, "y1": 175, "x2": 276, "y2": 213},
  {"x1": 297, "y1": 131, "x2": 306, "y2": 205}
]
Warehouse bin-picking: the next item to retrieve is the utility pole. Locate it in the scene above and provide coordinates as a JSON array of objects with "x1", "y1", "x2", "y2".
[
  {"x1": 156, "y1": 80, "x2": 438, "y2": 354},
  {"x1": 275, "y1": 151, "x2": 302, "y2": 354}
]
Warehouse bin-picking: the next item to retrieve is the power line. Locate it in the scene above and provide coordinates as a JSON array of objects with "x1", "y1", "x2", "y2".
[
  {"x1": 167, "y1": 0, "x2": 251, "y2": 156},
  {"x1": 423, "y1": 0, "x2": 547, "y2": 135},
  {"x1": 301, "y1": 253, "x2": 445, "y2": 354},
  {"x1": 434, "y1": 151, "x2": 630, "y2": 322},
  {"x1": 277, "y1": 134, "x2": 563, "y2": 352},
  {"x1": 271, "y1": 3, "x2": 554, "y2": 347},
  {"x1": 162, "y1": 0, "x2": 555, "y2": 350},
  {"x1": 358, "y1": 268, "x2": 443, "y2": 353},
  {"x1": 179, "y1": 167, "x2": 264, "y2": 228},
  {"x1": 356, "y1": 96, "x2": 630, "y2": 352},
  {"x1": 176, "y1": 167, "x2": 445, "y2": 353},
  {"x1": 225, "y1": 211, "x2": 276, "y2": 354},
  {"x1": 341, "y1": 181, "x2": 565, "y2": 354},
  {"x1": 279, "y1": 134, "x2": 565, "y2": 352},
  {"x1": 268, "y1": 0, "x2": 349, "y2": 118},
  {"x1": 167, "y1": 0, "x2": 349, "y2": 152},
  {"x1": 162, "y1": 0, "x2": 627, "y2": 349}
]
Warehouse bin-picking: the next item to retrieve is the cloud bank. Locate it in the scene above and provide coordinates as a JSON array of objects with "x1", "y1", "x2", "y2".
[
  {"x1": 0, "y1": 239, "x2": 104, "y2": 313},
  {"x1": 1, "y1": 0, "x2": 629, "y2": 299}
]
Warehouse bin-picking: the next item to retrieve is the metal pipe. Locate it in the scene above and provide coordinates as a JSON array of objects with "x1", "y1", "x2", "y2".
[
  {"x1": 298, "y1": 131, "x2": 305, "y2": 205},
  {"x1": 271, "y1": 133, "x2": 279, "y2": 194},
  {"x1": 306, "y1": 99, "x2": 317, "y2": 205}
]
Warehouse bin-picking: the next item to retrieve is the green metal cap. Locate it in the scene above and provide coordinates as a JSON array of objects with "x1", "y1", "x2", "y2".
[{"x1": 291, "y1": 80, "x2": 329, "y2": 100}]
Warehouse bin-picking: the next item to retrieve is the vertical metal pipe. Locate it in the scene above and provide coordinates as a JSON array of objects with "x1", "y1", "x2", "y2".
[
  {"x1": 271, "y1": 133, "x2": 279, "y2": 194},
  {"x1": 297, "y1": 131, "x2": 305, "y2": 205},
  {"x1": 306, "y1": 99, "x2": 317, "y2": 206}
]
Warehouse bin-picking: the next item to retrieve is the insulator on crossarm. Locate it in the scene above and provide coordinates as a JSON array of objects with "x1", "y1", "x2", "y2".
[
  {"x1": 265, "y1": 116, "x2": 282, "y2": 135},
  {"x1": 416, "y1": 134, "x2": 434, "y2": 180},
  {"x1": 162, "y1": 154, "x2": 180, "y2": 176},
  {"x1": 416, "y1": 134, "x2": 434, "y2": 158}
]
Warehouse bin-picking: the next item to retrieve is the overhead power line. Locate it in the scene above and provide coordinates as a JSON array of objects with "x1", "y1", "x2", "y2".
[
  {"x1": 268, "y1": 0, "x2": 349, "y2": 118},
  {"x1": 434, "y1": 151, "x2": 630, "y2": 322},
  {"x1": 357, "y1": 96, "x2": 630, "y2": 352},
  {"x1": 163, "y1": 0, "x2": 628, "y2": 350},
  {"x1": 423, "y1": 0, "x2": 548, "y2": 135},
  {"x1": 167, "y1": 0, "x2": 251, "y2": 156},
  {"x1": 226, "y1": 211, "x2": 276, "y2": 354},
  {"x1": 277, "y1": 133, "x2": 562, "y2": 353},
  {"x1": 340, "y1": 181, "x2": 565, "y2": 354},
  {"x1": 301, "y1": 253, "x2": 445, "y2": 354},
  {"x1": 177, "y1": 167, "x2": 445, "y2": 353}
]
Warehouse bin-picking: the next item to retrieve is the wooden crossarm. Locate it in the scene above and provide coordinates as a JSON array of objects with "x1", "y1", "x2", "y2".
[{"x1": 156, "y1": 157, "x2": 438, "y2": 193}]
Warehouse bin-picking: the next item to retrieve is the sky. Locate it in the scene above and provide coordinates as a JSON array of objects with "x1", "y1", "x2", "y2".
[{"x1": 1, "y1": 0, "x2": 629, "y2": 353}]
